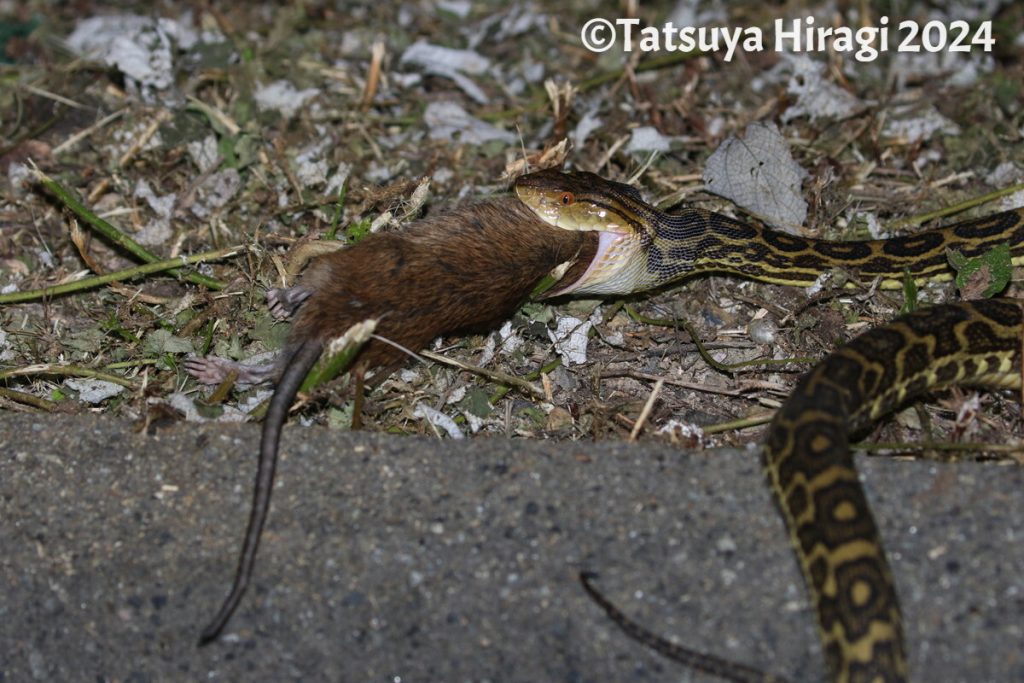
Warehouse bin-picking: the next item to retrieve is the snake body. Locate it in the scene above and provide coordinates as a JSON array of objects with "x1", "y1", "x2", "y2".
[
  {"x1": 764, "y1": 298, "x2": 1021, "y2": 682},
  {"x1": 514, "y1": 169, "x2": 1024, "y2": 683},
  {"x1": 515, "y1": 169, "x2": 1024, "y2": 296}
]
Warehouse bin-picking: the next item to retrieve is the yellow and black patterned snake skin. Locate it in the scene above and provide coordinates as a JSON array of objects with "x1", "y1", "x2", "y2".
[{"x1": 515, "y1": 169, "x2": 1024, "y2": 683}]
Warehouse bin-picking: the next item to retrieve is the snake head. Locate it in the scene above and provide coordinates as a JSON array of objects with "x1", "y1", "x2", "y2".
[
  {"x1": 514, "y1": 169, "x2": 641, "y2": 235},
  {"x1": 515, "y1": 169, "x2": 654, "y2": 297}
]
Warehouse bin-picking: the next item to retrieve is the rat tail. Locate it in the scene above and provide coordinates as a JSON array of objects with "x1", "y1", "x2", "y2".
[{"x1": 198, "y1": 337, "x2": 324, "y2": 645}]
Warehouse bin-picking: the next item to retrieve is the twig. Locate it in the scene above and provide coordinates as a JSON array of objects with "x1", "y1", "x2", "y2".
[
  {"x1": 0, "y1": 386, "x2": 58, "y2": 411},
  {"x1": 629, "y1": 378, "x2": 663, "y2": 441},
  {"x1": 0, "y1": 364, "x2": 136, "y2": 388},
  {"x1": 624, "y1": 305, "x2": 816, "y2": 373},
  {"x1": 30, "y1": 164, "x2": 227, "y2": 291},
  {"x1": 614, "y1": 370, "x2": 744, "y2": 397},
  {"x1": 701, "y1": 413, "x2": 775, "y2": 435},
  {"x1": 489, "y1": 357, "x2": 562, "y2": 404},
  {"x1": 420, "y1": 349, "x2": 545, "y2": 399},
  {"x1": 21, "y1": 83, "x2": 87, "y2": 109},
  {"x1": 361, "y1": 41, "x2": 385, "y2": 109},
  {"x1": 53, "y1": 109, "x2": 127, "y2": 155},
  {"x1": 119, "y1": 109, "x2": 171, "y2": 167},
  {"x1": 0, "y1": 245, "x2": 245, "y2": 304},
  {"x1": 890, "y1": 181, "x2": 1024, "y2": 230}
]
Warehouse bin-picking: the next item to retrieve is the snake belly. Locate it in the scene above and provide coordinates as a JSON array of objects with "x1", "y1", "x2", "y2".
[{"x1": 514, "y1": 169, "x2": 1024, "y2": 683}]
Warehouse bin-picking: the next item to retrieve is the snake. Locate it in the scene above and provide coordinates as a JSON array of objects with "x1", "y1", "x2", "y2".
[
  {"x1": 515, "y1": 169, "x2": 1024, "y2": 297},
  {"x1": 514, "y1": 169, "x2": 1024, "y2": 683}
]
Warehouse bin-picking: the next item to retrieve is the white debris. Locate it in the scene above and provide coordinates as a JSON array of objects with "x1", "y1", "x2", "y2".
[
  {"x1": 294, "y1": 142, "x2": 331, "y2": 188},
  {"x1": 64, "y1": 378, "x2": 125, "y2": 404},
  {"x1": 67, "y1": 15, "x2": 175, "y2": 91},
  {"x1": 107, "y1": 121, "x2": 163, "y2": 160},
  {"x1": 133, "y1": 179, "x2": 176, "y2": 245},
  {"x1": 165, "y1": 391, "x2": 269, "y2": 422},
  {"x1": 413, "y1": 404, "x2": 465, "y2": 439},
  {"x1": 493, "y1": 7, "x2": 547, "y2": 41},
  {"x1": 571, "y1": 106, "x2": 602, "y2": 149},
  {"x1": 805, "y1": 272, "x2": 831, "y2": 297},
  {"x1": 477, "y1": 320, "x2": 523, "y2": 368},
  {"x1": 775, "y1": 54, "x2": 861, "y2": 123},
  {"x1": 461, "y1": 410, "x2": 485, "y2": 434},
  {"x1": 66, "y1": 13, "x2": 222, "y2": 99},
  {"x1": 401, "y1": 40, "x2": 491, "y2": 104},
  {"x1": 423, "y1": 102, "x2": 515, "y2": 145},
  {"x1": 746, "y1": 317, "x2": 777, "y2": 345},
  {"x1": 7, "y1": 162, "x2": 32, "y2": 197},
  {"x1": 187, "y1": 135, "x2": 219, "y2": 174},
  {"x1": 547, "y1": 315, "x2": 592, "y2": 366},
  {"x1": 626, "y1": 126, "x2": 672, "y2": 154},
  {"x1": 438, "y1": 0, "x2": 472, "y2": 18},
  {"x1": 0, "y1": 330, "x2": 14, "y2": 361},
  {"x1": 656, "y1": 419, "x2": 705, "y2": 445},
  {"x1": 998, "y1": 188, "x2": 1024, "y2": 212},
  {"x1": 986, "y1": 161, "x2": 1021, "y2": 187},
  {"x1": 445, "y1": 386, "x2": 467, "y2": 405},
  {"x1": 703, "y1": 121, "x2": 808, "y2": 232},
  {"x1": 191, "y1": 169, "x2": 241, "y2": 219},
  {"x1": 497, "y1": 321, "x2": 524, "y2": 356},
  {"x1": 402, "y1": 39, "x2": 490, "y2": 74},
  {"x1": 883, "y1": 105, "x2": 960, "y2": 144},
  {"x1": 255, "y1": 80, "x2": 320, "y2": 119},
  {"x1": 856, "y1": 211, "x2": 888, "y2": 241},
  {"x1": 324, "y1": 163, "x2": 352, "y2": 197}
]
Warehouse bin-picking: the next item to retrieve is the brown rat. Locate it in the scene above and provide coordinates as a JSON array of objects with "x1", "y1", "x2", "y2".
[{"x1": 189, "y1": 195, "x2": 597, "y2": 644}]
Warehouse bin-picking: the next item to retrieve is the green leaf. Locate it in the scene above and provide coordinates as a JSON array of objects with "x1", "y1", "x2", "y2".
[
  {"x1": 325, "y1": 181, "x2": 348, "y2": 241},
  {"x1": 144, "y1": 329, "x2": 195, "y2": 355},
  {"x1": 900, "y1": 268, "x2": 918, "y2": 314},
  {"x1": 0, "y1": 17, "x2": 41, "y2": 64},
  {"x1": 457, "y1": 387, "x2": 493, "y2": 419},
  {"x1": 218, "y1": 135, "x2": 238, "y2": 168},
  {"x1": 326, "y1": 403, "x2": 355, "y2": 430},
  {"x1": 249, "y1": 314, "x2": 290, "y2": 351},
  {"x1": 946, "y1": 243, "x2": 1013, "y2": 298},
  {"x1": 345, "y1": 217, "x2": 373, "y2": 243}
]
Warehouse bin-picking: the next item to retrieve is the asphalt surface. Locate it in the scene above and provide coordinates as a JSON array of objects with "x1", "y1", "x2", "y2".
[{"x1": 0, "y1": 412, "x2": 1021, "y2": 683}]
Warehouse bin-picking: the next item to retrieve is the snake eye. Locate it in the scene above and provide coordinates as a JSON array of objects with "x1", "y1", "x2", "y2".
[{"x1": 560, "y1": 192, "x2": 575, "y2": 206}]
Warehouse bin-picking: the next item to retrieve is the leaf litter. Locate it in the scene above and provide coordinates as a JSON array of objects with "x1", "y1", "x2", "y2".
[{"x1": 0, "y1": 1, "x2": 1021, "y2": 455}]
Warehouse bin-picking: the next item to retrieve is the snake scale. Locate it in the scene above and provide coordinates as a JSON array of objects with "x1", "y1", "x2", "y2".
[{"x1": 515, "y1": 169, "x2": 1024, "y2": 683}]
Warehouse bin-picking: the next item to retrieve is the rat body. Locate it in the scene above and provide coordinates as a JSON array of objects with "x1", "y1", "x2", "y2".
[{"x1": 190, "y1": 196, "x2": 596, "y2": 643}]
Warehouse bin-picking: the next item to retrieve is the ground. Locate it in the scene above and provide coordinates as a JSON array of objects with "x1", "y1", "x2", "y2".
[{"x1": 1, "y1": 1, "x2": 1023, "y2": 681}]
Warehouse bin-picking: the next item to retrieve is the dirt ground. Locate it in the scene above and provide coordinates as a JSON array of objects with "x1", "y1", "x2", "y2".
[{"x1": 2, "y1": 2, "x2": 1023, "y2": 682}]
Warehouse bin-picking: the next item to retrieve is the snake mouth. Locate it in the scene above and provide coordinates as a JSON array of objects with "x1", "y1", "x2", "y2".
[{"x1": 545, "y1": 230, "x2": 629, "y2": 297}]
